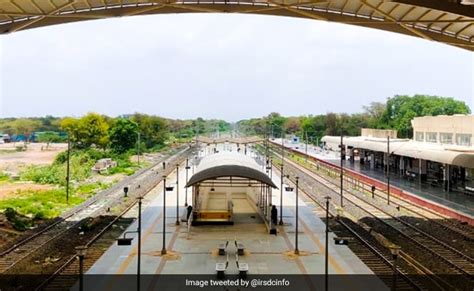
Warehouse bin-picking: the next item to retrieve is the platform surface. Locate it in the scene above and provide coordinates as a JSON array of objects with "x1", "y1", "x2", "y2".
[
  {"x1": 278, "y1": 139, "x2": 474, "y2": 218},
  {"x1": 87, "y1": 145, "x2": 387, "y2": 290}
]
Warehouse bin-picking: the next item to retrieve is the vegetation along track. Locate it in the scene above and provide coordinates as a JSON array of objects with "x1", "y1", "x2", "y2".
[
  {"x1": 0, "y1": 146, "x2": 195, "y2": 288},
  {"x1": 268, "y1": 147, "x2": 474, "y2": 290}
]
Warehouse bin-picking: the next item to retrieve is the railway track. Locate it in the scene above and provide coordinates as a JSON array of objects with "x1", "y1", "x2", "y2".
[
  {"x1": 279, "y1": 155, "x2": 474, "y2": 273},
  {"x1": 303, "y1": 156, "x2": 474, "y2": 242},
  {"x1": 272, "y1": 142, "x2": 474, "y2": 240},
  {"x1": 0, "y1": 146, "x2": 194, "y2": 288},
  {"x1": 37, "y1": 210, "x2": 136, "y2": 290},
  {"x1": 273, "y1": 167, "x2": 426, "y2": 291},
  {"x1": 266, "y1": 147, "x2": 474, "y2": 289}
]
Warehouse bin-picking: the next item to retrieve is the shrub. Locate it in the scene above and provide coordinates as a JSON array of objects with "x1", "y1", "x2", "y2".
[{"x1": 4, "y1": 207, "x2": 17, "y2": 221}]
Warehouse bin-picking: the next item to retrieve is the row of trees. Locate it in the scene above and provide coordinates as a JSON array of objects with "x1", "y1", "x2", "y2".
[
  {"x1": 1, "y1": 95, "x2": 469, "y2": 149},
  {"x1": 237, "y1": 95, "x2": 471, "y2": 142},
  {"x1": 0, "y1": 114, "x2": 231, "y2": 154}
]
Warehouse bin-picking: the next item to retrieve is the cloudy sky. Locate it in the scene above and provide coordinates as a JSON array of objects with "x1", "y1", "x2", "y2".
[{"x1": 0, "y1": 13, "x2": 473, "y2": 121}]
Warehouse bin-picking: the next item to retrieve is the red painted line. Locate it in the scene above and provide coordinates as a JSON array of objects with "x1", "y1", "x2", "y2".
[{"x1": 270, "y1": 141, "x2": 474, "y2": 226}]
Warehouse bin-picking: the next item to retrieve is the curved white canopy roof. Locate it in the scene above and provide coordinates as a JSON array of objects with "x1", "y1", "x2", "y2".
[{"x1": 186, "y1": 152, "x2": 277, "y2": 188}]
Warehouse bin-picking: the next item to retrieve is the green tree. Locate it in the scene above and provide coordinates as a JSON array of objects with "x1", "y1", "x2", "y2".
[
  {"x1": 109, "y1": 119, "x2": 139, "y2": 154},
  {"x1": 36, "y1": 131, "x2": 64, "y2": 146},
  {"x1": 379, "y1": 95, "x2": 471, "y2": 138},
  {"x1": 60, "y1": 113, "x2": 109, "y2": 148},
  {"x1": 131, "y1": 113, "x2": 169, "y2": 148}
]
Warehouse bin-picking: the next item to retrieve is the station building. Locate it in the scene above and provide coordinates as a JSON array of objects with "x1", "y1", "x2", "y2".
[
  {"x1": 185, "y1": 152, "x2": 277, "y2": 225},
  {"x1": 322, "y1": 115, "x2": 474, "y2": 195}
]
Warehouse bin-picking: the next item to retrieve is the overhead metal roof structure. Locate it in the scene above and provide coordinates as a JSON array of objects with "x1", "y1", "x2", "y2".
[
  {"x1": 186, "y1": 152, "x2": 277, "y2": 188},
  {"x1": 322, "y1": 135, "x2": 474, "y2": 168},
  {"x1": 0, "y1": 1, "x2": 473, "y2": 50}
]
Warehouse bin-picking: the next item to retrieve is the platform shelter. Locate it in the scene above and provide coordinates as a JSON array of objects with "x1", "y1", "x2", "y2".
[{"x1": 185, "y1": 152, "x2": 277, "y2": 225}]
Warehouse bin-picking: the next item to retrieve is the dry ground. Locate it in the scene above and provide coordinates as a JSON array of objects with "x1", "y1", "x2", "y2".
[{"x1": 0, "y1": 142, "x2": 67, "y2": 175}]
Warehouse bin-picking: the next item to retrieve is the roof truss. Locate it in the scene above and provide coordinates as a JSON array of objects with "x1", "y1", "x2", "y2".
[{"x1": 0, "y1": 0, "x2": 473, "y2": 50}]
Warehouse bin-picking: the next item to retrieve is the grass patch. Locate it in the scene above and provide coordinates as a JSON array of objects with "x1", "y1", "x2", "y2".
[
  {"x1": 0, "y1": 171, "x2": 9, "y2": 182},
  {"x1": 0, "y1": 183, "x2": 104, "y2": 230},
  {"x1": 19, "y1": 149, "x2": 144, "y2": 184},
  {"x1": 105, "y1": 158, "x2": 140, "y2": 176},
  {"x1": 76, "y1": 182, "x2": 110, "y2": 195},
  {"x1": 0, "y1": 188, "x2": 88, "y2": 220}
]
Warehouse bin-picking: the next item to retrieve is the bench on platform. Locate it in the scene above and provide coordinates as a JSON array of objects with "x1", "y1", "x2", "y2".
[
  {"x1": 216, "y1": 254, "x2": 229, "y2": 279},
  {"x1": 235, "y1": 240, "x2": 245, "y2": 256},
  {"x1": 218, "y1": 241, "x2": 229, "y2": 256},
  {"x1": 235, "y1": 253, "x2": 249, "y2": 278}
]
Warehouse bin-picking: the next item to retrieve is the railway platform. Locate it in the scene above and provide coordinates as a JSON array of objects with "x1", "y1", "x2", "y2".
[
  {"x1": 87, "y1": 158, "x2": 386, "y2": 290},
  {"x1": 276, "y1": 139, "x2": 474, "y2": 223}
]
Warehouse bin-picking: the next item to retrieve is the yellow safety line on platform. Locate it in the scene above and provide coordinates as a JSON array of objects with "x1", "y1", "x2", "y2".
[
  {"x1": 280, "y1": 228, "x2": 309, "y2": 274},
  {"x1": 299, "y1": 216, "x2": 346, "y2": 274},
  {"x1": 154, "y1": 224, "x2": 182, "y2": 274},
  {"x1": 117, "y1": 211, "x2": 164, "y2": 274}
]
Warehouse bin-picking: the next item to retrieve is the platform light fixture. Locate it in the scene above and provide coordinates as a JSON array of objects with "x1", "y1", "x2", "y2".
[
  {"x1": 294, "y1": 176, "x2": 300, "y2": 255},
  {"x1": 185, "y1": 158, "x2": 190, "y2": 206},
  {"x1": 162, "y1": 177, "x2": 175, "y2": 255},
  {"x1": 116, "y1": 195, "x2": 143, "y2": 291},
  {"x1": 324, "y1": 195, "x2": 331, "y2": 291},
  {"x1": 390, "y1": 245, "x2": 401, "y2": 291},
  {"x1": 75, "y1": 245, "x2": 87, "y2": 291},
  {"x1": 176, "y1": 164, "x2": 180, "y2": 226}
]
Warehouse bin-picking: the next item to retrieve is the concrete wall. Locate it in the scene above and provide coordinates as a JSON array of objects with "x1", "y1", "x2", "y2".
[
  {"x1": 361, "y1": 128, "x2": 397, "y2": 138},
  {"x1": 411, "y1": 115, "x2": 474, "y2": 145}
]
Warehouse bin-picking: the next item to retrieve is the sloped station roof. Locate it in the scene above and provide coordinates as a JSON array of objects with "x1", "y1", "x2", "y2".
[
  {"x1": 322, "y1": 135, "x2": 474, "y2": 168},
  {"x1": 186, "y1": 152, "x2": 277, "y2": 188},
  {"x1": 0, "y1": 1, "x2": 473, "y2": 50}
]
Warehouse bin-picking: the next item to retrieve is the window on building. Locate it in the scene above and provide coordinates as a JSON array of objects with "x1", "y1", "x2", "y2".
[
  {"x1": 440, "y1": 133, "x2": 453, "y2": 144},
  {"x1": 426, "y1": 132, "x2": 437, "y2": 143},
  {"x1": 456, "y1": 134, "x2": 472, "y2": 146},
  {"x1": 415, "y1": 132, "x2": 424, "y2": 142}
]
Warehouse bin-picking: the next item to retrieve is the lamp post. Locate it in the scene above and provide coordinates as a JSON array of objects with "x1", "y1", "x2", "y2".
[
  {"x1": 137, "y1": 131, "x2": 141, "y2": 167},
  {"x1": 185, "y1": 158, "x2": 190, "y2": 206},
  {"x1": 266, "y1": 159, "x2": 273, "y2": 207},
  {"x1": 324, "y1": 196, "x2": 331, "y2": 291},
  {"x1": 295, "y1": 176, "x2": 300, "y2": 255},
  {"x1": 279, "y1": 164, "x2": 284, "y2": 225},
  {"x1": 137, "y1": 196, "x2": 142, "y2": 290},
  {"x1": 389, "y1": 245, "x2": 401, "y2": 291},
  {"x1": 66, "y1": 135, "x2": 71, "y2": 205},
  {"x1": 305, "y1": 130, "x2": 308, "y2": 163},
  {"x1": 176, "y1": 164, "x2": 180, "y2": 225},
  {"x1": 162, "y1": 178, "x2": 175, "y2": 255},
  {"x1": 116, "y1": 195, "x2": 143, "y2": 291},
  {"x1": 387, "y1": 136, "x2": 391, "y2": 205},
  {"x1": 340, "y1": 135, "x2": 344, "y2": 208},
  {"x1": 162, "y1": 176, "x2": 168, "y2": 255},
  {"x1": 75, "y1": 246, "x2": 87, "y2": 291},
  {"x1": 265, "y1": 166, "x2": 269, "y2": 218}
]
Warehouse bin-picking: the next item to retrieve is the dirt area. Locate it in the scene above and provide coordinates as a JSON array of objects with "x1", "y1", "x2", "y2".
[
  {"x1": 0, "y1": 183, "x2": 55, "y2": 200},
  {"x1": 0, "y1": 142, "x2": 67, "y2": 175}
]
